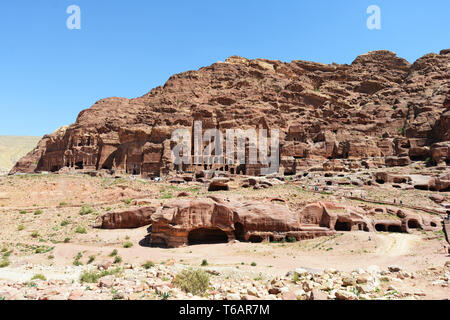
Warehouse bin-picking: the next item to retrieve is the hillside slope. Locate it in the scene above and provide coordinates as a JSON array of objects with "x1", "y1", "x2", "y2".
[{"x1": 0, "y1": 136, "x2": 41, "y2": 175}]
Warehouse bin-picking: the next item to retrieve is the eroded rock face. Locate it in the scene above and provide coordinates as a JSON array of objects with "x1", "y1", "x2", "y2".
[
  {"x1": 10, "y1": 50, "x2": 450, "y2": 177},
  {"x1": 149, "y1": 197, "x2": 442, "y2": 247},
  {"x1": 93, "y1": 206, "x2": 157, "y2": 229}
]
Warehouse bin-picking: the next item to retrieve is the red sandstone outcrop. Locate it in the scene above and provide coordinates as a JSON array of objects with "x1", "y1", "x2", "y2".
[
  {"x1": 10, "y1": 49, "x2": 449, "y2": 177},
  {"x1": 147, "y1": 197, "x2": 441, "y2": 247},
  {"x1": 93, "y1": 205, "x2": 157, "y2": 229}
]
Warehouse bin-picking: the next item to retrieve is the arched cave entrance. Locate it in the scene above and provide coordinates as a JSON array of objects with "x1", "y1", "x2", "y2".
[
  {"x1": 75, "y1": 161, "x2": 84, "y2": 170},
  {"x1": 375, "y1": 224, "x2": 387, "y2": 232},
  {"x1": 388, "y1": 225, "x2": 402, "y2": 233},
  {"x1": 407, "y1": 219, "x2": 420, "y2": 229},
  {"x1": 188, "y1": 228, "x2": 228, "y2": 245},
  {"x1": 234, "y1": 222, "x2": 246, "y2": 242},
  {"x1": 334, "y1": 220, "x2": 352, "y2": 231},
  {"x1": 236, "y1": 164, "x2": 246, "y2": 175},
  {"x1": 248, "y1": 235, "x2": 264, "y2": 243}
]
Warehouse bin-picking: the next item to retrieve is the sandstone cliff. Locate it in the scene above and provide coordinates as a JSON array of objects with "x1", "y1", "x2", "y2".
[{"x1": 11, "y1": 49, "x2": 450, "y2": 177}]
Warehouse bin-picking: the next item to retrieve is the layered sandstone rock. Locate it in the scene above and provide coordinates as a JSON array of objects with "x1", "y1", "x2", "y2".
[
  {"x1": 11, "y1": 50, "x2": 450, "y2": 177},
  {"x1": 148, "y1": 197, "x2": 441, "y2": 247},
  {"x1": 93, "y1": 205, "x2": 157, "y2": 229}
]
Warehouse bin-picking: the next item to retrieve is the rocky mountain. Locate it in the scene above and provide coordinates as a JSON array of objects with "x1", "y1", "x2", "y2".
[{"x1": 10, "y1": 49, "x2": 450, "y2": 177}]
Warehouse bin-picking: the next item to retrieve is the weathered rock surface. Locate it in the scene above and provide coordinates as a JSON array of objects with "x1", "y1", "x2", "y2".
[
  {"x1": 11, "y1": 50, "x2": 450, "y2": 177},
  {"x1": 93, "y1": 206, "x2": 157, "y2": 229},
  {"x1": 149, "y1": 197, "x2": 442, "y2": 247}
]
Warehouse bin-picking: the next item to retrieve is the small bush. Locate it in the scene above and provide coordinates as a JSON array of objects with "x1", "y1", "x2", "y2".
[
  {"x1": 142, "y1": 261, "x2": 155, "y2": 269},
  {"x1": 59, "y1": 202, "x2": 68, "y2": 206},
  {"x1": 34, "y1": 210, "x2": 43, "y2": 216},
  {"x1": 31, "y1": 231, "x2": 40, "y2": 238},
  {"x1": 160, "y1": 192, "x2": 173, "y2": 199},
  {"x1": 60, "y1": 220, "x2": 70, "y2": 227},
  {"x1": 17, "y1": 225, "x2": 25, "y2": 231},
  {"x1": 124, "y1": 198, "x2": 132, "y2": 205},
  {"x1": 19, "y1": 210, "x2": 27, "y2": 215},
  {"x1": 64, "y1": 237, "x2": 71, "y2": 243},
  {"x1": 80, "y1": 267, "x2": 122, "y2": 283},
  {"x1": 251, "y1": 262, "x2": 257, "y2": 267},
  {"x1": 2, "y1": 250, "x2": 12, "y2": 258},
  {"x1": 79, "y1": 205, "x2": 94, "y2": 216},
  {"x1": 109, "y1": 249, "x2": 118, "y2": 257},
  {"x1": 123, "y1": 241, "x2": 133, "y2": 248},
  {"x1": 35, "y1": 247, "x2": 45, "y2": 254},
  {"x1": 31, "y1": 274, "x2": 46, "y2": 281},
  {"x1": 173, "y1": 268, "x2": 210, "y2": 296},
  {"x1": 73, "y1": 252, "x2": 83, "y2": 266},
  {"x1": 79, "y1": 271, "x2": 99, "y2": 283},
  {"x1": 201, "y1": 259, "x2": 208, "y2": 266},
  {"x1": 113, "y1": 256, "x2": 122, "y2": 264},
  {"x1": 0, "y1": 259, "x2": 10, "y2": 268},
  {"x1": 87, "y1": 255, "x2": 96, "y2": 264},
  {"x1": 75, "y1": 226, "x2": 87, "y2": 234}
]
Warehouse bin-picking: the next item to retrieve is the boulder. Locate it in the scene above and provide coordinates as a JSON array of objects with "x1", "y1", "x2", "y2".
[{"x1": 93, "y1": 206, "x2": 157, "y2": 229}]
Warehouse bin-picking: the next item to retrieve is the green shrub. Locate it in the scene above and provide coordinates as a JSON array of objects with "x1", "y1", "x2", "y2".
[
  {"x1": 73, "y1": 252, "x2": 83, "y2": 266},
  {"x1": 160, "y1": 192, "x2": 173, "y2": 199},
  {"x1": 79, "y1": 270, "x2": 100, "y2": 283},
  {"x1": 251, "y1": 262, "x2": 257, "y2": 267},
  {"x1": 201, "y1": 259, "x2": 208, "y2": 266},
  {"x1": 31, "y1": 274, "x2": 46, "y2": 281},
  {"x1": 0, "y1": 259, "x2": 10, "y2": 268},
  {"x1": 17, "y1": 225, "x2": 25, "y2": 231},
  {"x1": 113, "y1": 256, "x2": 122, "y2": 264},
  {"x1": 79, "y1": 205, "x2": 94, "y2": 216},
  {"x1": 75, "y1": 226, "x2": 87, "y2": 234},
  {"x1": 19, "y1": 210, "x2": 27, "y2": 215},
  {"x1": 35, "y1": 247, "x2": 45, "y2": 254},
  {"x1": 109, "y1": 249, "x2": 118, "y2": 257},
  {"x1": 79, "y1": 267, "x2": 122, "y2": 283},
  {"x1": 124, "y1": 198, "x2": 132, "y2": 205},
  {"x1": 142, "y1": 261, "x2": 155, "y2": 269},
  {"x1": 34, "y1": 210, "x2": 43, "y2": 215},
  {"x1": 31, "y1": 231, "x2": 40, "y2": 238},
  {"x1": 173, "y1": 268, "x2": 210, "y2": 296},
  {"x1": 123, "y1": 241, "x2": 133, "y2": 248},
  {"x1": 87, "y1": 255, "x2": 96, "y2": 264},
  {"x1": 60, "y1": 220, "x2": 70, "y2": 227}
]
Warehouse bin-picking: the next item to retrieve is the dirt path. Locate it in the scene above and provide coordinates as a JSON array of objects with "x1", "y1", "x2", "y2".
[{"x1": 375, "y1": 233, "x2": 417, "y2": 256}]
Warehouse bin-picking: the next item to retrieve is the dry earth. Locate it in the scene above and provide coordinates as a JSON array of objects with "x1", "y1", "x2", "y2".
[{"x1": 0, "y1": 173, "x2": 448, "y2": 300}]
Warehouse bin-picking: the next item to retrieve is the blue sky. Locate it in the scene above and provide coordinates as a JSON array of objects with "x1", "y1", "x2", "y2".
[{"x1": 0, "y1": 0, "x2": 449, "y2": 136}]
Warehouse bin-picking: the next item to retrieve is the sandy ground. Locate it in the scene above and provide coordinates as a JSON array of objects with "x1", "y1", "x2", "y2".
[{"x1": 0, "y1": 173, "x2": 449, "y2": 300}]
